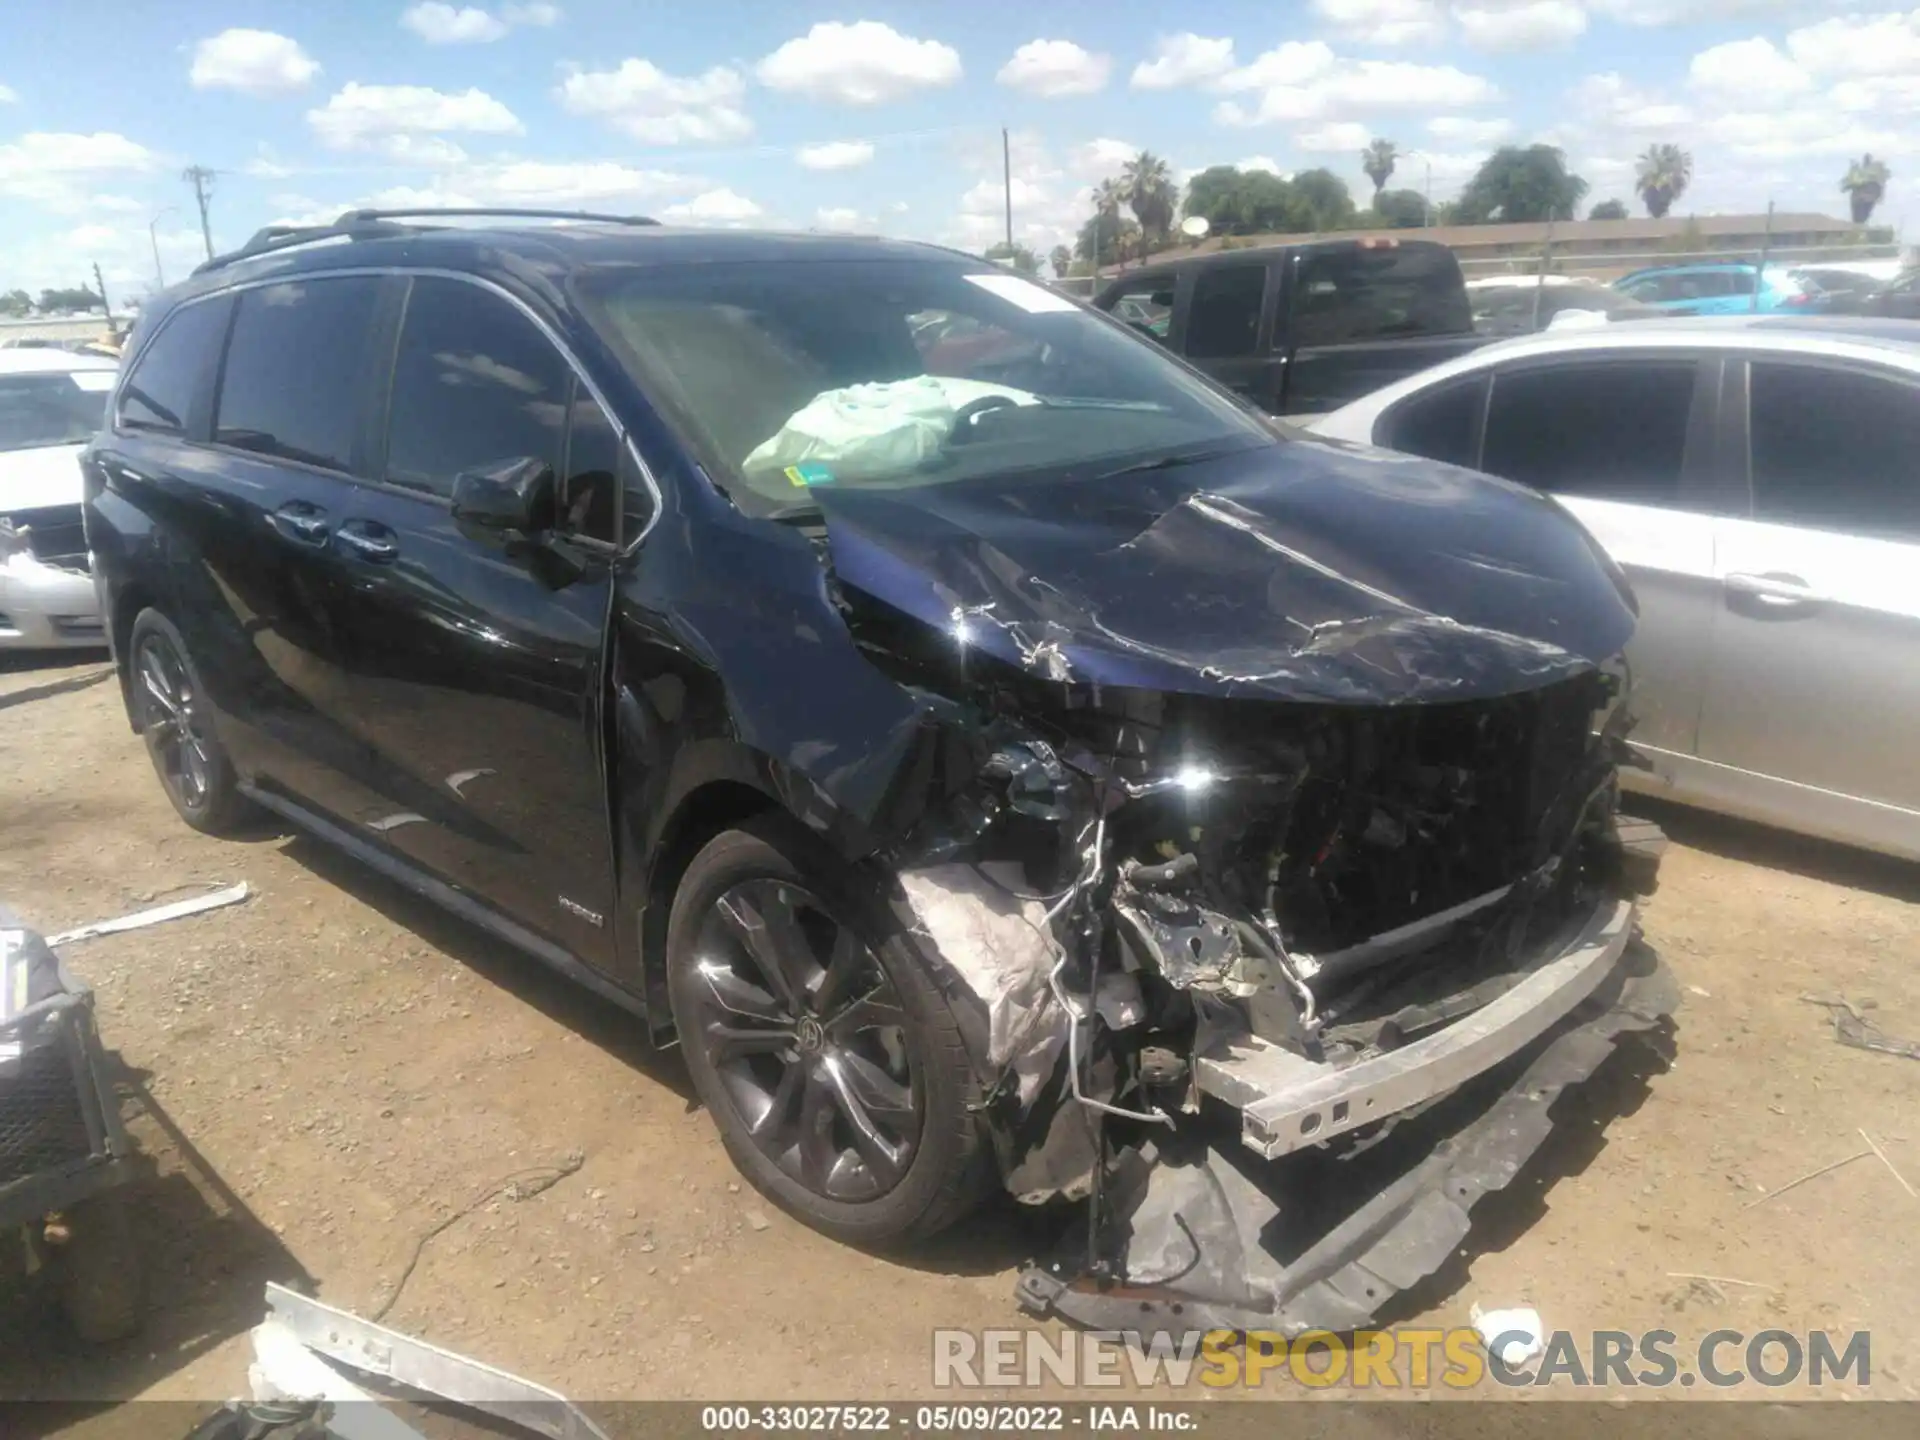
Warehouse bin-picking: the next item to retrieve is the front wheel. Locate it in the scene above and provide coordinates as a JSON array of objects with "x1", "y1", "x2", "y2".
[{"x1": 665, "y1": 817, "x2": 990, "y2": 1246}]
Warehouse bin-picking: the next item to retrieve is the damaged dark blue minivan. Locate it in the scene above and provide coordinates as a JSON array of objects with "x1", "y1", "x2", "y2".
[{"x1": 82, "y1": 210, "x2": 1675, "y2": 1337}]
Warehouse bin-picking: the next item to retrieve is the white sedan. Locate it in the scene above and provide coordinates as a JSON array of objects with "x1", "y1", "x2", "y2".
[
  {"x1": 0, "y1": 348, "x2": 117, "y2": 649},
  {"x1": 1310, "y1": 316, "x2": 1920, "y2": 862}
]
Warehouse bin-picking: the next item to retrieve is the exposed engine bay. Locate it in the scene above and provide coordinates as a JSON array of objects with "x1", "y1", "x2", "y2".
[{"x1": 795, "y1": 449, "x2": 1678, "y2": 1338}]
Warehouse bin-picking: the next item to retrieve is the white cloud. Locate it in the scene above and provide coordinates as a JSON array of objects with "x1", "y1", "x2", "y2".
[
  {"x1": 307, "y1": 83, "x2": 523, "y2": 152},
  {"x1": 557, "y1": 59, "x2": 751, "y2": 144},
  {"x1": 1237, "y1": 155, "x2": 1289, "y2": 175},
  {"x1": 267, "y1": 160, "x2": 699, "y2": 225},
  {"x1": 1070, "y1": 138, "x2": 1140, "y2": 178},
  {"x1": 1701, "y1": 107, "x2": 1904, "y2": 159},
  {"x1": 1296, "y1": 121, "x2": 1374, "y2": 152},
  {"x1": 1688, "y1": 37, "x2": 1812, "y2": 102},
  {"x1": 500, "y1": 2, "x2": 561, "y2": 24},
  {"x1": 1216, "y1": 53, "x2": 1498, "y2": 125},
  {"x1": 1428, "y1": 114, "x2": 1515, "y2": 143},
  {"x1": 1575, "y1": 71, "x2": 1693, "y2": 130},
  {"x1": 1130, "y1": 33, "x2": 1236, "y2": 89},
  {"x1": 401, "y1": 4, "x2": 507, "y2": 43},
  {"x1": 189, "y1": 28, "x2": 321, "y2": 96},
  {"x1": 1454, "y1": 0, "x2": 1588, "y2": 51},
  {"x1": 1786, "y1": 11, "x2": 1920, "y2": 79},
  {"x1": 795, "y1": 139, "x2": 875, "y2": 170},
  {"x1": 814, "y1": 206, "x2": 867, "y2": 230},
  {"x1": 0, "y1": 132, "x2": 158, "y2": 207},
  {"x1": 1312, "y1": 0, "x2": 1449, "y2": 46},
  {"x1": 1589, "y1": 0, "x2": 1795, "y2": 22},
  {"x1": 380, "y1": 134, "x2": 470, "y2": 166},
  {"x1": 997, "y1": 39, "x2": 1110, "y2": 98},
  {"x1": 755, "y1": 21, "x2": 961, "y2": 105},
  {"x1": 661, "y1": 187, "x2": 764, "y2": 224},
  {"x1": 0, "y1": 84, "x2": 17, "y2": 104}
]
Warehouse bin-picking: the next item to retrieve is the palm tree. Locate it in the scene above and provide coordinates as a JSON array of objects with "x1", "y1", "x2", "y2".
[
  {"x1": 1122, "y1": 151, "x2": 1176, "y2": 261},
  {"x1": 1362, "y1": 138, "x2": 1397, "y2": 200},
  {"x1": 1093, "y1": 178, "x2": 1130, "y2": 270},
  {"x1": 1635, "y1": 144, "x2": 1691, "y2": 219},
  {"x1": 1841, "y1": 153, "x2": 1892, "y2": 224}
]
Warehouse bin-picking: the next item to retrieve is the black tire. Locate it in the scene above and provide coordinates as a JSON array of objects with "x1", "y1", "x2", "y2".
[
  {"x1": 666, "y1": 816, "x2": 990, "y2": 1246},
  {"x1": 128, "y1": 608, "x2": 255, "y2": 836},
  {"x1": 58, "y1": 1190, "x2": 144, "y2": 1345}
]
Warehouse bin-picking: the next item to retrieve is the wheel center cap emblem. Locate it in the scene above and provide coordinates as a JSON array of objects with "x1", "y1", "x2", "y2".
[{"x1": 795, "y1": 1017, "x2": 825, "y2": 1053}]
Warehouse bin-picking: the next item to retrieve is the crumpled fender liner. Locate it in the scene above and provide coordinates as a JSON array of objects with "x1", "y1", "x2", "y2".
[{"x1": 1015, "y1": 942, "x2": 1677, "y2": 1339}]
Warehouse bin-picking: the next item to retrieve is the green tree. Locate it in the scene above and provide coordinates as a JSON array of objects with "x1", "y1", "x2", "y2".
[
  {"x1": 1374, "y1": 188, "x2": 1428, "y2": 228},
  {"x1": 1455, "y1": 145, "x2": 1588, "y2": 224},
  {"x1": 0, "y1": 288, "x2": 31, "y2": 317},
  {"x1": 1841, "y1": 153, "x2": 1891, "y2": 224},
  {"x1": 1291, "y1": 168, "x2": 1357, "y2": 231},
  {"x1": 37, "y1": 285, "x2": 103, "y2": 313},
  {"x1": 1588, "y1": 198, "x2": 1629, "y2": 221},
  {"x1": 1635, "y1": 143, "x2": 1692, "y2": 218},
  {"x1": 1047, "y1": 244, "x2": 1073, "y2": 278},
  {"x1": 1075, "y1": 207, "x2": 1139, "y2": 269},
  {"x1": 1362, "y1": 138, "x2": 1398, "y2": 200},
  {"x1": 985, "y1": 241, "x2": 1040, "y2": 275},
  {"x1": 1123, "y1": 150, "x2": 1177, "y2": 260}
]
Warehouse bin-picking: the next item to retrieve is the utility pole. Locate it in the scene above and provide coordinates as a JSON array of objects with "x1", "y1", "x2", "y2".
[
  {"x1": 183, "y1": 165, "x2": 217, "y2": 260},
  {"x1": 1752, "y1": 200, "x2": 1775, "y2": 313},
  {"x1": 92, "y1": 262, "x2": 114, "y2": 331},
  {"x1": 1002, "y1": 127, "x2": 1013, "y2": 250}
]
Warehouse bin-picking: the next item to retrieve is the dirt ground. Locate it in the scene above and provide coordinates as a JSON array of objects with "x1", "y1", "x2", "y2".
[{"x1": 2, "y1": 649, "x2": 1917, "y2": 1417}]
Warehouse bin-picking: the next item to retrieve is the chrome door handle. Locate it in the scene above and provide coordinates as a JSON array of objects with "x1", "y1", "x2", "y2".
[
  {"x1": 271, "y1": 502, "x2": 329, "y2": 545},
  {"x1": 1724, "y1": 571, "x2": 1827, "y2": 607},
  {"x1": 335, "y1": 521, "x2": 398, "y2": 562}
]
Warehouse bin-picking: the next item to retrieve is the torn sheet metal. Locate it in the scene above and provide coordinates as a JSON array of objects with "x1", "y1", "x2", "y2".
[
  {"x1": 1016, "y1": 943, "x2": 1677, "y2": 1337},
  {"x1": 812, "y1": 439, "x2": 1637, "y2": 704},
  {"x1": 46, "y1": 882, "x2": 251, "y2": 947}
]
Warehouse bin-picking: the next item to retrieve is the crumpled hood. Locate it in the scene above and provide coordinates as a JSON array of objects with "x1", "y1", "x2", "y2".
[
  {"x1": 0, "y1": 444, "x2": 85, "y2": 514},
  {"x1": 815, "y1": 435, "x2": 1638, "y2": 704}
]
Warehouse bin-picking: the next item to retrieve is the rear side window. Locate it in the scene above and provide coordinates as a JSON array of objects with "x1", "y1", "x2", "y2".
[
  {"x1": 1185, "y1": 264, "x2": 1265, "y2": 359},
  {"x1": 385, "y1": 278, "x2": 570, "y2": 499},
  {"x1": 215, "y1": 278, "x2": 381, "y2": 472},
  {"x1": 1482, "y1": 360, "x2": 1697, "y2": 506},
  {"x1": 1288, "y1": 244, "x2": 1471, "y2": 348},
  {"x1": 1382, "y1": 376, "x2": 1485, "y2": 469},
  {"x1": 1749, "y1": 362, "x2": 1920, "y2": 542},
  {"x1": 118, "y1": 299, "x2": 231, "y2": 437}
]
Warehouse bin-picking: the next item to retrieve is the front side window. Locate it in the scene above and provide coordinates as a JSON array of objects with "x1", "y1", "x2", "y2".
[
  {"x1": 1749, "y1": 362, "x2": 1920, "y2": 542},
  {"x1": 577, "y1": 260, "x2": 1272, "y2": 517},
  {"x1": 215, "y1": 278, "x2": 381, "y2": 472},
  {"x1": 1099, "y1": 278, "x2": 1174, "y2": 340},
  {"x1": 385, "y1": 278, "x2": 571, "y2": 499},
  {"x1": 118, "y1": 297, "x2": 231, "y2": 438},
  {"x1": 0, "y1": 370, "x2": 111, "y2": 452},
  {"x1": 1481, "y1": 360, "x2": 1697, "y2": 506}
]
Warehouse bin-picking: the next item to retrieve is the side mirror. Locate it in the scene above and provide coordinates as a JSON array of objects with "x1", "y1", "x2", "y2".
[{"x1": 451, "y1": 457, "x2": 556, "y2": 534}]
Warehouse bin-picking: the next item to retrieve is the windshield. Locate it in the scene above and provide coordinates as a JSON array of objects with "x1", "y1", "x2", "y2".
[
  {"x1": 576, "y1": 259, "x2": 1273, "y2": 515},
  {"x1": 0, "y1": 369, "x2": 112, "y2": 453}
]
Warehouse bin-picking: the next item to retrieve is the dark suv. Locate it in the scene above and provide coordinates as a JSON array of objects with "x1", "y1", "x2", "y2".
[{"x1": 84, "y1": 209, "x2": 1671, "y2": 1333}]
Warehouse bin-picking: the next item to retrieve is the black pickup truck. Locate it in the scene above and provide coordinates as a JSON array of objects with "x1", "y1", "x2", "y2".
[{"x1": 1093, "y1": 236, "x2": 1489, "y2": 416}]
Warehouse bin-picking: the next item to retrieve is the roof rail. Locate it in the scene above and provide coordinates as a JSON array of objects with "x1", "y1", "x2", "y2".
[{"x1": 191, "y1": 206, "x2": 660, "y2": 279}]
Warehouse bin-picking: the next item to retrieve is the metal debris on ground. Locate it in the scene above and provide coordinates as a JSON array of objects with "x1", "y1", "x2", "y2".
[
  {"x1": 45, "y1": 881, "x2": 251, "y2": 946},
  {"x1": 1800, "y1": 993, "x2": 1920, "y2": 1061},
  {"x1": 198, "y1": 1281, "x2": 610, "y2": 1440}
]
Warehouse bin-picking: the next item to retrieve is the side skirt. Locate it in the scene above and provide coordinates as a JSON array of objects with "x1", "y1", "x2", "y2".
[{"x1": 239, "y1": 782, "x2": 650, "y2": 1023}]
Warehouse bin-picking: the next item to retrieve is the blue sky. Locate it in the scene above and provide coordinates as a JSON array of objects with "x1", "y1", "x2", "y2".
[{"x1": 0, "y1": 1, "x2": 1910, "y2": 295}]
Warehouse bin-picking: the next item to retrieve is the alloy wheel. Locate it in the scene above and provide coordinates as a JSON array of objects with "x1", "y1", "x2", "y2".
[
  {"x1": 687, "y1": 878, "x2": 922, "y2": 1202},
  {"x1": 135, "y1": 631, "x2": 214, "y2": 813}
]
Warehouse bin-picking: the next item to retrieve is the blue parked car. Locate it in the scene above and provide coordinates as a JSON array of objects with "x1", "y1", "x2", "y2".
[{"x1": 1612, "y1": 262, "x2": 1824, "y2": 315}]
